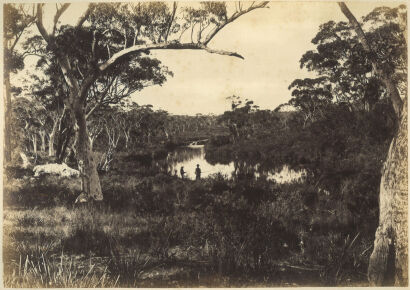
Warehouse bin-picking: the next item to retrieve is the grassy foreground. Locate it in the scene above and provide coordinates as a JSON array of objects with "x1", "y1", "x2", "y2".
[{"x1": 3, "y1": 153, "x2": 373, "y2": 287}]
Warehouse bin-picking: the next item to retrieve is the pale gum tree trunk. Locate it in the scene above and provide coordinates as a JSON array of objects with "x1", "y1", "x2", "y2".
[
  {"x1": 39, "y1": 130, "x2": 46, "y2": 152},
  {"x1": 71, "y1": 102, "x2": 103, "y2": 201},
  {"x1": 48, "y1": 131, "x2": 56, "y2": 157},
  {"x1": 368, "y1": 97, "x2": 408, "y2": 286},
  {"x1": 89, "y1": 136, "x2": 95, "y2": 151},
  {"x1": 48, "y1": 110, "x2": 65, "y2": 157},
  {"x1": 32, "y1": 134, "x2": 37, "y2": 154},
  {"x1": 3, "y1": 71, "x2": 12, "y2": 163},
  {"x1": 337, "y1": 2, "x2": 407, "y2": 285},
  {"x1": 124, "y1": 131, "x2": 130, "y2": 149}
]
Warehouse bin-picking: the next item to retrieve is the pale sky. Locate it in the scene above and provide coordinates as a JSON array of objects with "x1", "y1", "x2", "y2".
[{"x1": 15, "y1": 1, "x2": 405, "y2": 115}]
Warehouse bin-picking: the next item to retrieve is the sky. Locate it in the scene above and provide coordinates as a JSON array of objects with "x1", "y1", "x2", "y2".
[{"x1": 14, "y1": 1, "x2": 405, "y2": 115}]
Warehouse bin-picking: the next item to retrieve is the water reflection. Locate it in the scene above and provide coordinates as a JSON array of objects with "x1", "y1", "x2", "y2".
[
  {"x1": 165, "y1": 146, "x2": 306, "y2": 184},
  {"x1": 167, "y1": 147, "x2": 233, "y2": 179}
]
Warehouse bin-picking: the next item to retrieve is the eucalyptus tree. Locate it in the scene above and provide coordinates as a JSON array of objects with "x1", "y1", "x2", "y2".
[
  {"x1": 98, "y1": 107, "x2": 122, "y2": 172},
  {"x1": 11, "y1": 97, "x2": 45, "y2": 155},
  {"x1": 121, "y1": 103, "x2": 155, "y2": 148},
  {"x1": 134, "y1": 106, "x2": 168, "y2": 144},
  {"x1": 30, "y1": 2, "x2": 268, "y2": 200},
  {"x1": 86, "y1": 110, "x2": 104, "y2": 151},
  {"x1": 3, "y1": 4, "x2": 35, "y2": 163},
  {"x1": 289, "y1": 4, "x2": 406, "y2": 115},
  {"x1": 286, "y1": 4, "x2": 407, "y2": 284},
  {"x1": 337, "y1": 3, "x2": 407, "y2": 286},
  {"x1": 219, "y1": 95, "x2": 260, "y2": 142},
  {"x1": 27, "y1": 58, "x2": 69, "y2": 158},
  {"x1": 149, "y1": 109, "x2": 169, "y2": 142},
  {"x1": 287, "y1": 77, "x2": 332, "y2": 127}
]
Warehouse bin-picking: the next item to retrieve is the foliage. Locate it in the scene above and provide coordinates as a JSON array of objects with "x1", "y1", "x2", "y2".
[
  {"x1": 3, "y1": 2, "x2": 407, "y2": 287},
  {"x1": 3, "y1": 4, "x2": 34, "y2": 74},
  {"x1": 287, "y1": 5, "x2": 407, "y2": 123}
]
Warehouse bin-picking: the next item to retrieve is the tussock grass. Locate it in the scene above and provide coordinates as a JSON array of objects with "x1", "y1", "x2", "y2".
[
  {"x1": 4, "y1": 152, "x2": 377, "y2": 287},
  {"x1": 4, "y1": 252, "x2": 115, "y2": 288}
]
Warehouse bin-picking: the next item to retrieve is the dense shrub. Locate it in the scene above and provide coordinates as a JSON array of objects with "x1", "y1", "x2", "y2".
[
  {"x1": 209, "y1": 135, "x2": 231, "y2": 147},
  {"x1": 4, "y1": 174, "x2": 79, "y2": 208}
]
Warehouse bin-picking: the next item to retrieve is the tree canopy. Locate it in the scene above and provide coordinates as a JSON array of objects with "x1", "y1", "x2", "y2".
[{"x1": 288, "y1": 5, "x2": 407, "y2": 122}]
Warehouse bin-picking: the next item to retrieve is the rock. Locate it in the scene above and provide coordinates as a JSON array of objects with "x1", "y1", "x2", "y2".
[
  {"x1": 33, "y1": 163, "x2": 80, "y2": 178},
  {"x1": 74, "y1": 192, "x2": 89, "y2": 204}
]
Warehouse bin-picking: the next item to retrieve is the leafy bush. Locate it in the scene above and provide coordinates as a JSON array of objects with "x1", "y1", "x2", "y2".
[{"x1": 4, "y1": 175, "x2": 79, "y2": 208}]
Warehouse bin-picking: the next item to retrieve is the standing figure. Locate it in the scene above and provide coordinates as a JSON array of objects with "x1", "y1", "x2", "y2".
[
  {"x1": 195, "y1": 164, "x2": 201, "y2": 180},
  {"x1": 180, "y1": 166, "x2": 186, "y2": 179}
]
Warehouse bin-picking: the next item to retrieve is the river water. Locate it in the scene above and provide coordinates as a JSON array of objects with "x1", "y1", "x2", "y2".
[{"x1": 164, "y1": 146, "x2": 306, "y2": 184}]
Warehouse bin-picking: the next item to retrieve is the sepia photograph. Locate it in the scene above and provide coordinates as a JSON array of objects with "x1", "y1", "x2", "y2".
[{"x1": 2, "y1": 0, "x2": 408, "y2": 287}]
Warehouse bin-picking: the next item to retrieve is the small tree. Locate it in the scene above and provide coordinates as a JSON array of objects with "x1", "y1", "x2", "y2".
[
  {"x1": 288, "y1": 77, "x2": 332, "y2": 127},
  {"x1": 219, "y1": 95, "x2": 260, "y2": 142},
  {"x1": 97, "y1": 108, "x2": 122, "y2": 172}
]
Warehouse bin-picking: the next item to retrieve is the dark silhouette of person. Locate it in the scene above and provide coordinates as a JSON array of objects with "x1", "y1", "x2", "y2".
[
  {"x1": 195, "y1": 164, "x2": 201, "y2": 180},
  {"x1": 180, "y1": 166, "x2": 186, "y2": 179}
]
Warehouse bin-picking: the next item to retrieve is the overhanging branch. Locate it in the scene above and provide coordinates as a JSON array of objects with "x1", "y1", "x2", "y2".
[
  {"x1": 203, "y1": 46, "x2": 244, "y2": 59},
  {"x1": 98, "y1": 42, "x2": 244, "y2": 72}
]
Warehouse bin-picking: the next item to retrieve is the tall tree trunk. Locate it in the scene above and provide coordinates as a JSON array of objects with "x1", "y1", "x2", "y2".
[
  {"x1": 49, "y1": 108, "x2": 65, "y2": 157},
  {"x1": 338, "y1": 2, "x2": 407, "y2": 285},
  {"x1": 56, "y1": 111, "x2": 72, "y2": 163},
  {"x1": 59, "y1": 135, "x2": 71, "y2": 163},
  {"x1": 56, "y1": 129, "x2": 69, "y2": 162},
  {"x1": 71, "y1": 103, "x2": 103, "y2": 201},
  {"x1": 49, "y1": 131, "x2": 56, "y2": 157},
  {"x1": 124, "y1": 133, "x2": 130, "y2": 149},
  {"x1": 368, "y1": 97, "x2": 408, "y2": 286},
  {"x1": 32, "y1": 134, "x2": 37, "y2": 154},
  {"x1": 3, "y1": 71, "x2": 12, "y2": 163},
  {"x1": 39, "y1": 130, "x2": 46, "y2": 152}
]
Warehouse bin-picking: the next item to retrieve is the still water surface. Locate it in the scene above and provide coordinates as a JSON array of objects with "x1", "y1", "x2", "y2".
[{"x1": 164, "y1": 146, "x2": 306, "y2": 183}]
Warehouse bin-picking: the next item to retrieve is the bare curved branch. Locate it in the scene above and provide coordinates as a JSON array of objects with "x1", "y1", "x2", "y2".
[
  {"x1": 52, "y1": 3, "x2": 70, "y2": 36},
  {"x1": 35, "y1": 4, "x2": 50, "y2": 42},
  {"x1": 98, "y1": 42, "x2": 244, "y2": 72},
  {"x1": 203, "y1": 1, "x2": 269, "y2": 45}
]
